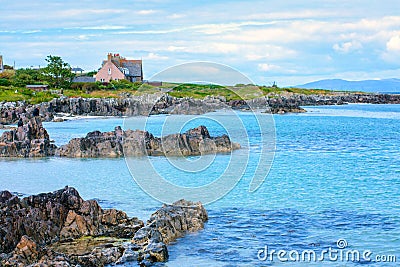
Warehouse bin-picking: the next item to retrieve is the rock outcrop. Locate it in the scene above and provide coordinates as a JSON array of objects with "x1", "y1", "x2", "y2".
[
  {"x1": 0, "y1": 187, "x2": 208, "y2": 266},
  {"x1": 55, "y1": 125, "x2": 240, "y2": 158},
  {"x1": 0, "y1": 117, "x2": 57, "y2": 157},
  {"x1": 2, "y1": 92, "x2": 400, "y2": 125}
]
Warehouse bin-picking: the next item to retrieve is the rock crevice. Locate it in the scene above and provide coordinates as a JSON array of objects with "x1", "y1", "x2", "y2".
[
  {"x1": 55, "y1": 125, "x2": 240, "y2": 158},
  {"x1": 0, "y1": 187, "x2": 208, "y2": 266}
]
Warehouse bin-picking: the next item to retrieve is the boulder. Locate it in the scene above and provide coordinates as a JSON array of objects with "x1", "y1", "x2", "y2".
[
  {"x1": 56, "y1": 125, "x2": 240, "y2": 158},
  {"x1": 0, "y1": 186, "x2": 143, "y2": 254},
  {"x1": 0, "y1": 188, "x2": 208, "y2": 266},
  {"x1": 0, "y1": 117, "x2": 57, "y2": 157}
]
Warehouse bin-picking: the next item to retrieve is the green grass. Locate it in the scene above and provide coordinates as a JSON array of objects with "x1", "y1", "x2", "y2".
[
  {"x1": 0, "y1": 86, "x2": 58, "y2": 104},
  {"x1": 0, "y1": 82, "x2": 357, "y2": 105},
  {"x1": 167, "y1": 83, "x2": 244, "y2": 101},
  {"x1": 167, "y1": 83, "x2": 335, "y2": 101}
]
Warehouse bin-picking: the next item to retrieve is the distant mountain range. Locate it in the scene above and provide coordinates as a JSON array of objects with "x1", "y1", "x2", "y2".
[{"x1": 296, "y1": 78, "x2": 400, "y2": 93}]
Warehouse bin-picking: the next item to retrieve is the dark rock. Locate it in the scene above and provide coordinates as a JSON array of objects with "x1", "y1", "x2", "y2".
[
  {"x1": 56, "y1": 125, "x2": 240, "y2": 158},
  {"x1": 0, "y1": 117, "x2": 57, "y2": 157},
  {"x1": 1, "y1": 93, "x2": 400, "y2": 125},
  {"x1": 0, "y1": 188, "x2": 208, "y2": 266},
  {"x1": 0, "y1": 186, "x2": 143, "y2": 254},
  {"x1": 128, "y1": 199, "x2": 208, "y2": 265}
]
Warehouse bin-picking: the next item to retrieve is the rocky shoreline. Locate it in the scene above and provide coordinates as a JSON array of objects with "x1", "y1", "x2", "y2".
[
  {"x1": 0, "y1": 117, "x2": 239, "y2": 158},
  {"x1": 56, "y1": 125, "x2": 240, "y2": 158},
  {"x1": 1, "y1": 92, "x2": 400, "y2": 125},
  {"x1": 0, "y1": 187, "x2": 208, "y2": 266}
]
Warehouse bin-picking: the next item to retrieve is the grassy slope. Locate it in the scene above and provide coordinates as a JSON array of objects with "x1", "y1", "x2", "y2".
[
  {"x1": 0, "y1": 83, "x2": 348, "y2": 105},
  {"x1": 168, "y1": 84, "x2": 334, "y2": 101},
  {"x1": 0, "y1": 86, "x2": 58, "y2": 104}
]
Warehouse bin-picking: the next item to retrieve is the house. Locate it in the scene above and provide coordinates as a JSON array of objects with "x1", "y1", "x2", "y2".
[
  {"x1": 0, "y1": 55, "x2": 4, "y2": 73},
  {"x1": 71, "y1": 67, "x2": 84, "y2": 74},
  {"x1": 26, "y1": 85, "x2": 49, "y2": 91},
  {"x1": 95, "y1": 53, "x2": 143, "y2": 83}
]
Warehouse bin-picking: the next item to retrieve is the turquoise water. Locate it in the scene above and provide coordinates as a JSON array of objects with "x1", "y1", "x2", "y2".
[{"x1": 1, "y1": 104, "x2": 399, "y2": 266}]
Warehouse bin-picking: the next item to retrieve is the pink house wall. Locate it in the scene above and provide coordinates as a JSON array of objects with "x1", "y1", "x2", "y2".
[{"x1": 95, "y1": 61, "x2": 125, "y2": 82}]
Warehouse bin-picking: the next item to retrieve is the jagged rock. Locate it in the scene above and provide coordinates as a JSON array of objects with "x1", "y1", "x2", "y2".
[
  {"x1": 2, "y1": 92, "x2": 399, "y2": 125},
  {"x1": 0, "y1": 188, "x2": 208, "y2": 266},
  {"x1": 55, "y1": 125, "x2": 240, "y2": 158},
  {"x1": 128, "y1": 199, "x2": 208, "y2": 265},
  {"x1": 145, "y1": 199, "x2": 208, "y2": 244},
  {"x1": 0, "y1": 187, "x2": 143, "y2": 255},
  {"x1": 0, "y1": 117, "x2": 57, "y2": 157}
]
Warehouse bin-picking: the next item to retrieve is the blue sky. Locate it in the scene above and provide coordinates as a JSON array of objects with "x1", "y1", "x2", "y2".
[{"x1": 1, "y1": 0, "x2": 400, "y2": 86}]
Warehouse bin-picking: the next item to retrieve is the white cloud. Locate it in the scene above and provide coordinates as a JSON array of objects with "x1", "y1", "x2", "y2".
[
  {"x1": 190, "y1": 21, "x2": 275, "y2": 35},
  {"x1": 257, "y1": 63, "x2": 297, "y2": 74},
  {"x1": 142, "y1": 52, "x2": 168, "y2": 60},
  {"x1": 167, "y1": 13, "x2": 186, "y2": 19},
  {"x1": 80, "y1": 25, "x2": 127, "y2": 30},
  {"x1": 58, "y1": 9, "x2": 127, "y2": 17},
  {"x1": 244, "y1": 45, "x2": 297, "y2": 61},
  {"x1": 386, "y1": 35, "x2": 400, "y2": 52},
  {"x1": 166, "y1": 46, "x2": 187, "y2": 52},
  {"x1": 258, "y1": 63, "x2": 281, "y2": 72},
  {"x1": 160, "y1": 43, "x2": 240, "y2": 54},
  {"x1": 243, "y1": 10, "x2": 345, "y2": 20},
  {"x1": 382, "y1": 34, "x2": 400, "y2": 63},
  {"x1": 2, "y1": 1, "x2": 400, "y2": 85},
  {"x1": 333, "y1": 41, "x2": 363, "y2": 53},
  {"x1": 136, "y1": 9, "x2": 158, "y2": 15}
]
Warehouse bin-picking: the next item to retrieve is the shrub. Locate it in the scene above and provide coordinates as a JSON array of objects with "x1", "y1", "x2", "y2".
[
  {"x1": 0, "y1": 78, "x2": 11, "y2": 86},
  {"x1": 70, "y1": 82, "x2": 85, "y2": 90},
  {"x1": 82, "y1": 83, "x2": 99, "y2": 92}
]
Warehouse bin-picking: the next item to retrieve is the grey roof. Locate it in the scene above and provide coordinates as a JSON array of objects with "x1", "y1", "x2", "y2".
[
  {"x1": 72, "y1": 76, "x2": 96, "y2": 83},
  {"x1": 122, "y1": 62, "x2": 142, "y2": 77},
  {"x1": 71, "y1": 67, "x2": 84, "y2": 72},
  {"x1": 26, "y1": 84, "x2": 48, "y2": 88}
]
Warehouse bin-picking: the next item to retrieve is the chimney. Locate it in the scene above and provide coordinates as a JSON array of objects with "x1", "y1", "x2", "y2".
[
  {"x1": 0, "y1": 55, "x2": 3, "y2": 70},
  {"x1": 107, "y1": 53, "x2": 112, "y2": 62}
]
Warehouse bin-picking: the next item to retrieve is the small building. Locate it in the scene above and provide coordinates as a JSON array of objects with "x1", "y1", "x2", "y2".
[
  {"x1": 72, "y1": 76, "x2": 96, "y2": 83},
  {"x1": 71, "y1": 67, "x2": 84, "y2": 74},
  {"x1": 95, "y1": 53, "x2": 143, "y2": 83},
  {"x1": 26, "y1": 85, "x2": 49, "y2": 91},
  {"x1": 0, "y1": 55, "x2": 4, "y2": 73}
]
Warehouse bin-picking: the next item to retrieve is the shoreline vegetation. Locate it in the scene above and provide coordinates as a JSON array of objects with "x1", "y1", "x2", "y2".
[
  {"x1": 1, "y1": 55, "x2": 399, "y2": 122},
  {"x1": 0, "y1": 187, "x2": 208, "y2": 266},
  {"x1": 1, "y1": 83, "x2": 400, "y2": 127},
  {"x1": 0, "y1": 81, "x2": 394, "y2": 104}
]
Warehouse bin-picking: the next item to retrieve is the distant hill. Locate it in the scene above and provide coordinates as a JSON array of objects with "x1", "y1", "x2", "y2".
[{"x1": 296, "y1": 78, "x2": 400, "y2": 93}]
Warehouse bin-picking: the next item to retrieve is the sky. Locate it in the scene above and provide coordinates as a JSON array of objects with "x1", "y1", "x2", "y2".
[{"x1": 1, "y1": 0, "x2": 400, "y2": 86}]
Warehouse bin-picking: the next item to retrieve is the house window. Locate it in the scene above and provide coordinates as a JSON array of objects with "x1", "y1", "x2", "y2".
[
  {"x1": 115, "y1": 78, "x2": 118, "y2": 81},
  {"x1": 108, "y1": 68, "x2": 111, "y2": 75},
  {"x1": 100, "y1": 78, "x2": 105, "y2": 82}
]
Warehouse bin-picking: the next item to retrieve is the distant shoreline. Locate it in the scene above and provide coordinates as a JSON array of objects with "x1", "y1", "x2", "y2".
[{"x1": 1, "y1": 92, "x2": 400, "y2": 126}]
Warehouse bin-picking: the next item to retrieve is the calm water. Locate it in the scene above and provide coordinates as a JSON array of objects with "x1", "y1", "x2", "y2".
[{"x1": 1, "y1": 104, "x2": 399, "y2": 266}]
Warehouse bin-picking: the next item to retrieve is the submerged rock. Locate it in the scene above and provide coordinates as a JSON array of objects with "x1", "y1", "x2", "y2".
[
  {"x1": 0, "y1": 117, "x2": 57, "y2": 157},
  {"x1": 0, "y1": 187, "x2": 208, "y2": 266},
  {"x1": 55, "y1": 125, "x2": 240, "y2": 158}
]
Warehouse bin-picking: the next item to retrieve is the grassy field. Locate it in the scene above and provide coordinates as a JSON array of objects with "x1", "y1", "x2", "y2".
[
  {"x1": 167, "y1": 83, "x2": 334, "y2": 101},
  {"x1": 0, "y1": 83, "x2": 343, "y2": 105},
  {"x1": 0, "y1": 86, "x2": 58, "y2": 104}
]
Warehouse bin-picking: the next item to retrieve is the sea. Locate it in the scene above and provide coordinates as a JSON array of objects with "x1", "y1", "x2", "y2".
[{"x1": 1, "y1": 104, "x2": 399, "y2": 266}]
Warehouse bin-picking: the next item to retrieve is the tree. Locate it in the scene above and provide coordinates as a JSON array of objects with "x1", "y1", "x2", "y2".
[
  {"x1": 12, "y1": 68, "x2": 41, "y2": 87},
  {"x1": 40, "y1": 55, "x2": 75, "y2": 88},
  {"x1": 86, "y1": 70, "x2": 98, "y2": 77}
]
